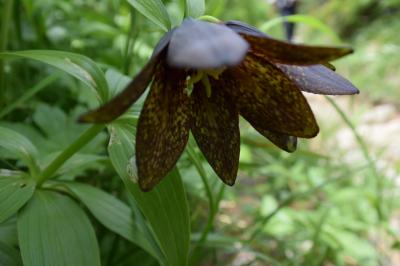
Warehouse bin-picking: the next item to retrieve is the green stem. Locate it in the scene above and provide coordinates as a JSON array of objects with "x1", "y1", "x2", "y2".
[
  {"x1": 36, "y1": 124, "x2": 105, "y2": 186},
  {"x1": 187, "y1": 141, "x2": 221, "y2": 264},
  {"x1": 187, "y1": 142, "x2": 215, "y2": 208},
  {"x1": 0, "y1": 0, "x2": 14, "y2": 106},
  {"x1": 123, "y1": 7, "x2": 137, "y2": 75},
  {"x1": 0, "y1": 74, "x2": 60, "y2": 119}
]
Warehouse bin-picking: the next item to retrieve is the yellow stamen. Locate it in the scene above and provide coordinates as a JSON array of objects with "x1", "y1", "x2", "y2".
[{"x1": 186, "y1": 67, "x2": 226, "y2": 97}]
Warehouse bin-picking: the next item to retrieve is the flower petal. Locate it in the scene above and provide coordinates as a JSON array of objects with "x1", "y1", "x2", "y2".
[
  {"x1": 79, "y1": 32, "x2": 174, "y2": 123},
  {"x1": 253, "y1": 127, "x2": 297, "y2": 152},
  {"x1": 167, "y1": 18, "x2": 249, "y2": 69},
  {"x1": 191, "y1": 80, "x2": 240, "y2": 185},
  {"x1": 225, "y1": 54, "x2": 319, "y2": 138},
  {"x1": 136, "y1": 63, "x2": 191, "y2": 191},
  {"x1": 225, "y1": 20, "x2": 353, "y2": 65},
  {"x1": 79, "y1": 58, "x2": 157, "y2": 123},
  {"x1": 277, "y1": 64, "x2": 359, "y2": 95}
]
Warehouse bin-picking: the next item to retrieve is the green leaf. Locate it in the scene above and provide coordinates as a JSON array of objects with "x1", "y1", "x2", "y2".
[
  {"x1": 0, "y1": 50, "x2": 109, "y2": 102},
  {"x1": 0, "y1": 241, "x2": 22, "y2": 266},
  {"x1": 126, "y1": 0, "x2": 171, "y2": 32},
  {"x1": 62, "y1": 182, "x2": 163, "y2": 262},
  {"x1": 56, "y1": 154, "x2": 106, "y2": 176},
  {"x1": 0, "y1": 177, "x2": 35, "y2": 223},
  {"x1": 17, "y1": 190, "x2": 101, "y2": 266},
  {"x1": 185, "y1": 0, "x2": 205, "y2": 18},
  {"x1": 0, "y1": 74, "x2": 60, "y2": 119},
  {"x1": 0, "y1": 126, "x2": 40, "y2": 176},
  {"x1": 205, "y1": 0, "x2": 227, "y2": 17},
  {"x1": 127, "y1": 169, "x2": 191, "y2": 266},
  {"x1": 108, "y1": 122, "x2": 191, "y2": 266},
  {"x1": 0, "y1": 217, "x2": 18, "y2": 246}
]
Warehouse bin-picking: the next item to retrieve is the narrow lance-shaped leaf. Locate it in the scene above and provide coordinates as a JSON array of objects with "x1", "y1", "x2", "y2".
[
  {"x1": 0, "y1": 241, "x2": 23, "y2": 266},
  {"x1": 18, "y1": 190, "x2": 101, "y2": 266},
  {"x1": 108, "y1": 122, "x2": 191, "y2": 266},
  {"x1": 127, "y1": 0, "x2": 171, "y2": 32},
  {"x1": 0, "y1": 177, "x2": 35, "y2": 223},
  {"x1": 63, "y1": 182, "x2": 163, "y2": 263},
  {"x1": 185, "y1": 0, "x2": 205, "y2": 18},
  {"x1": 0, "y1": 126, "x2": 40, "y2": 176},
  {"x1": 0, "y1": 50, "x2": 109, "y2": 102},
  {"x1": 126, "y1": 169, "x2": 191, "y2": 266}
]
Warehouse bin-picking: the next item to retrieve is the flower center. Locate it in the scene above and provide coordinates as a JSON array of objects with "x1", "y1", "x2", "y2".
[{"x1": 186, "y1": 68, "x2": 225, "y2": 97}]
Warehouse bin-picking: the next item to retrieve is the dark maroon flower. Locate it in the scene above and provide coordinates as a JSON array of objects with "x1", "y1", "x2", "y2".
[{"x1": 80, "y1": 19, "x2": 358, "y2": 191}]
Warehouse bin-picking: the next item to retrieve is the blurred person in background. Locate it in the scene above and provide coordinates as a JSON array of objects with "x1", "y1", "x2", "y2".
[{"x1": 269, "y1": 0, "x2": 299, "y2": 41}]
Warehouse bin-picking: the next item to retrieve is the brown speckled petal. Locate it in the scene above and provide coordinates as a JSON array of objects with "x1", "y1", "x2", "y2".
[
  {"x1": 225, "y1": 54, "x2": 319, "y2": 138},
  {"x1": 136, "y1": 62, "x2": 191, "y2": 191},
  {"x1": 253, "y1": 127, "x2": 297, "y2": 152},
  {"x1": 277, "y1": 64, "x2": 359, "y2": 95},
  {"x1": 191, "y1": 81, "x2": 240, "y2": 185},
  {"x1": 225, "y1": 20, "x2": 353, "y2": 65},
  {"x1": 79, "y1": 55, "x2": 159, "y2": 123}
]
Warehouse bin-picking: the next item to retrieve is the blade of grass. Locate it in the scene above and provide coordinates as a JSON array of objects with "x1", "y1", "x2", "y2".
[
  {"x1": 0, "y1": 0, "x2": 14, "y2": 106},
  {"x1": 187, "y1": 140, "x2": 226, "y2": 265},
  {"x1": 0, "y1": 74, "x2": 60, "y2": 119}
]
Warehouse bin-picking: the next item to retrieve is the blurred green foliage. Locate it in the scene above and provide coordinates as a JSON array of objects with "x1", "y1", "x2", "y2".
[{"x1": 0, "y1": 0, "x2": 399, "y2": 265}]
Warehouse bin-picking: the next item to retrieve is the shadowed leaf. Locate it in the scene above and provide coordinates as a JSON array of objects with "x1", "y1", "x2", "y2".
[
  {"x1": 191, "y1": 81, "x2": 240, "y2": 185},
  {"x1": 63, "y1": 182, "x2": 163, "y2": 262},
  {"x1": 0, "y1": 177, "x2": 35, "y2": 223},
  {"x1": 126, "y1": 0, "x2": 171, "y2": 32},
  {"x1": 18, "y1": 190, "x2": 100, "y2": 266},
  {"x1": 0, "y1": 241, "x2": 22, "y2": 266}
]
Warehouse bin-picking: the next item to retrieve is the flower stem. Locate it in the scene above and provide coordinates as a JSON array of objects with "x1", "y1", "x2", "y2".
[
  {"x1": 0, "y1": 0, "x2": 14, "y2": 106},
  {"x1": 36, "y1": 124, "x2": 105, "y2": 186}
]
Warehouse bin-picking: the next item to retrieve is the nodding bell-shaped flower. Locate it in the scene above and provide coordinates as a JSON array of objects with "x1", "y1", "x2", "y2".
[{"x1": 80, "y1": 18, "x2": 359, "y2": 191}]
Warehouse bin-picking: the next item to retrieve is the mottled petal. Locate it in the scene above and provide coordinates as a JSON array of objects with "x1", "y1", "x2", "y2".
[
  {"x1": 225, "y1": 54, "x2": 319, "y2": 138},
  {"x1": 79, "y1": 55, "x2": 160, "y2": 123},
  {"x1": 254, "y1": 127, "x2": 297, "y2": 152},
  {"x1": 136, "y1": 62, "x2": 191, "y2": 191},
  {"x1": 225, "y1": 20, "x2": 353, "y2": 65},
  {"x1": 167, "y1": 18, "x2": 249, "y2": 69},
  {"x1": 277, "y1": 64, "x2": 359, "y2": 95},
  {"x1": 225, "y1": 20, "x2": 263, "y2": 36},
  {"x1": 323, "y1": 62, "x2": 336, "y2": 71},
  {"x1": 191, "y1": 80, "x2": 240, "y2": 185}
]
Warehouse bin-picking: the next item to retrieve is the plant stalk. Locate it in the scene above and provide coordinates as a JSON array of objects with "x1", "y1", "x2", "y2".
[
  {"x1": 36, "y1": 124, "x2": 105, "y2": 186},
  {"x1": 0, "y1": 0, "x2": 14, "y2": 106}
]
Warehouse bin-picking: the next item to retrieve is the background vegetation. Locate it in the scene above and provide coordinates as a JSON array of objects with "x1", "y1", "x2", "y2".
[{"x1": 0, "y1": 0, "x2": 399, "y2": 265}]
